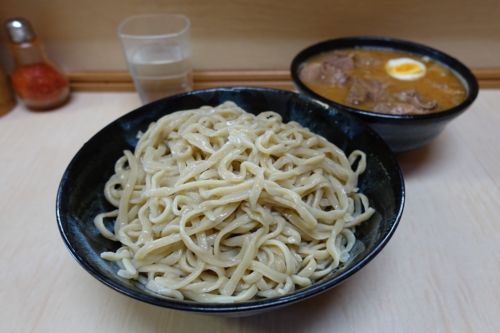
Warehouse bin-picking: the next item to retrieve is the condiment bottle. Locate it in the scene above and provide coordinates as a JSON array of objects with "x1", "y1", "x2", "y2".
[
  {"x1": 0, "y1": 62, "x2": 16, "y2": 116},
  {"x1": 5, "y1": 18, "x2": 70, "y2": 110}
]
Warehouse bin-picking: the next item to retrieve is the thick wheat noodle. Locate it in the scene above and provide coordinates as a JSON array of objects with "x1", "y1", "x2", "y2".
[{"x1": 94, "y1": 101, "x2": 375, "y2": 303}]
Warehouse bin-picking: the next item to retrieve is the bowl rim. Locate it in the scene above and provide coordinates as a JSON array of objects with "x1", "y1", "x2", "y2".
[
  {"x1": 56, "y1": 86, "x2": 405, "y2": 314},
  {"x1": 290, "y1": 36, "x2": 479, "y2": 121}
]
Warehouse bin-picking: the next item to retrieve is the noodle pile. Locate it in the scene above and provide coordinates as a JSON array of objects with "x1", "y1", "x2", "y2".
[{"x1": 94, "y1": 101, "x2": 374, "y2": 302}]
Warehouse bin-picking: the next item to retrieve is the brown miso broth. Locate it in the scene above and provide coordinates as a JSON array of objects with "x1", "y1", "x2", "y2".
[{"x1": 299, "y1": 48, "x2": 467, "y2": 115}]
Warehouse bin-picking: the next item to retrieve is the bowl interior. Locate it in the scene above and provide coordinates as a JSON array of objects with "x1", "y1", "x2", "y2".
[
  {"x1": 290, "y1": 36, "x2": 479, "y2": 121},
  {"x1": 56, "y1": 87, "x2": 405, "y2": 315}
]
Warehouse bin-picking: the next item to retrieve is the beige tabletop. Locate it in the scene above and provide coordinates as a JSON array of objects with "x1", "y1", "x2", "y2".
[{"x1": 1, "y1": 90, "x2": 499, "y2": 333}]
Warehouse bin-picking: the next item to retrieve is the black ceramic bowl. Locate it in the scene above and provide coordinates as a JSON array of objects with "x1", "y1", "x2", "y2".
[
  {"x1": 291, "y1": 36, "x2": 479, "y2": 153},
  {"x1": 56, "y1": 87, "x2": 405, "y2": 316}
]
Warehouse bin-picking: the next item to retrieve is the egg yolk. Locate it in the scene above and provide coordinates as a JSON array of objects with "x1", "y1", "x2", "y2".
[{"x1": 390, "y1": 63, "x2": 422, "y2": 75}]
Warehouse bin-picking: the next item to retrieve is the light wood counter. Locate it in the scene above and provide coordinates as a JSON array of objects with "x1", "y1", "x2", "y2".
[{"x1": 1, "y1": 90, "x2": 499, "y2": 332}]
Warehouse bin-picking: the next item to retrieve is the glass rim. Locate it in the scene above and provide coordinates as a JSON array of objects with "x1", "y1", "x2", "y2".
[{"x1": 117, "y1": 14, "x2": 190, "y2": 39}]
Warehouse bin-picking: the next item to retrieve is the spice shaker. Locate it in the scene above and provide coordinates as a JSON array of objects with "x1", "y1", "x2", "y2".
[
  {"x1": 5, "y1": 18, "x2": 70, "y2": 110},
  {"x1": 0, "y1": 62, "x2": 16, "y2": 116}
]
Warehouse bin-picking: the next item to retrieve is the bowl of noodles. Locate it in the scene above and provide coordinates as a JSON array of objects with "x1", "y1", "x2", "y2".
[
  {"x1": 56, "y1": 87, "x2": 405, "y2": 316},
  {"x1": 291, "y1": 36, "x2": 479, "y2": 153}
]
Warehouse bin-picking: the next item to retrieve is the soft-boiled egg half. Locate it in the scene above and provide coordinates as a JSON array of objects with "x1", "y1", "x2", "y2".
[{"x1": 385, "y1": 57, "x2": 426, "y2": 80}]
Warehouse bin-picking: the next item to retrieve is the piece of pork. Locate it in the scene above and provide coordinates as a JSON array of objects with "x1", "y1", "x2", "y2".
[
  {"x1": 299, "y1": 62, "x2": 322, "y2": 83},
  {"x1": 365, "y1": 79, "x2": 389, "y2": 101},
  {"x1": 320, "y1": 63, "x2": 349, "y2": 86},
  {"x1": 322, "y1": 51, "x2": 355, "y2": 71},
  {"x1": 346, "y1": 77, "x2": 389, "y2": 105},
  {"x1": 346, "y1": 77, "x2": 367, "y2": 105},
  {"x1": 299, "y1": 62, "x2": 349, "y2": 86},
  {"x1": 299, "y1": 51, "x2": 354, "y2": 87},
  {"x1": 394, "y1": 89, "x2": 438, "y2": 110}
]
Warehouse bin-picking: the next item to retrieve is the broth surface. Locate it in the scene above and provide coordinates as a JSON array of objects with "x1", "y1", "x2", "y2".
[{"x1": 299, "y1": 48, "x2": 467, "y2": 115}]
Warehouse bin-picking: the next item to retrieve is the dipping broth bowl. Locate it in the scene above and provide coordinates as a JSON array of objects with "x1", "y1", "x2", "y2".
[
  {"x1": 290, "y1": 36, "x2": 479, "y2": 153},
  {"x1": 56, "y1": 87, "x2": 405, "y2": 316}
]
